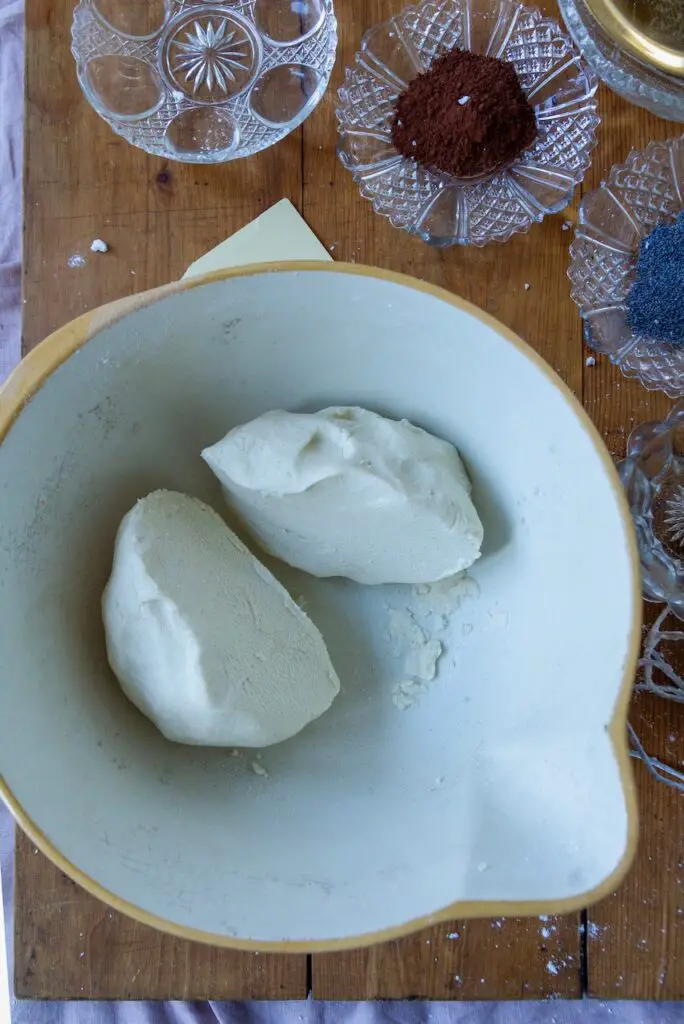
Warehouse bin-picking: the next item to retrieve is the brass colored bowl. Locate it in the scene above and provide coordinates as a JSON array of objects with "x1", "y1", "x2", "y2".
[
  {"x1": 559, "y1": 0, "x2": 684, "y2": 121},
  {"x1": 585, "y1": 0, "x2": 684, "y2": 77}
]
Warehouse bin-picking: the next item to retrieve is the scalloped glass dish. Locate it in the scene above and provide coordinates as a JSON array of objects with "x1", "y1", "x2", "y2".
[
  {"x1": 71, "y1": 0, "x2": 337, "y2": 163},
  {"x1": 569, "y1": 135, "x2": 684, "y2": 398},
  {"x1": 619, "y1": 402, "x2": 684, "y2": 617},
  {"x1": 336, "y1": 0, "x2": 600, "y2": 247}
]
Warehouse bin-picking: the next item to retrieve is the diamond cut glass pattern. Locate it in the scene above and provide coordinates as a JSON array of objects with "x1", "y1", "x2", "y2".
[
  {"x1": 72, "y1": 0, "x2": 337, "y2": 161},
  {"x1": 337, "y1": 0, "x2": 599, "y2": 247},
  {"x1": 569, "y1": 135, "x2": 684, "y2": 396}
]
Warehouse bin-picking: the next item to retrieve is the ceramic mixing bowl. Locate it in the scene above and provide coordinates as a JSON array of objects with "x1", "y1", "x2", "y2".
[
  {"x1": 569, "y1": 135, "x2": 684, "y2": 397},
  {"x1": 0, "y1": 264, "x2": 639, "y2": 949}
]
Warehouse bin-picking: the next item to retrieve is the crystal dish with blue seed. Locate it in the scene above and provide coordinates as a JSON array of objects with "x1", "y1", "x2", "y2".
[
  {"x1": 336, "y1": 0, "x2": 600, "y2": 248},
  {"x1": 71, "y1": 0, "x2": 337, "y2": 163},
  {"x1": 569, "y1": 134, "x2": 684, "y2": 398}
]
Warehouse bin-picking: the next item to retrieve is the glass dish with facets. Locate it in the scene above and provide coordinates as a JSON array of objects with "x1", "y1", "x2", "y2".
[
  {"x1": 569, "y1": 134, "x2": 684, "y2": 397},
  {"x1": 336, "y1": 0, "x2": 600, "y2": 247},
  {"x1": 619, "y1": 402, "x2": 684, "y2": 620},
  {"x1": 71, "y1": 0, "x2": 337, "y2": 162}
]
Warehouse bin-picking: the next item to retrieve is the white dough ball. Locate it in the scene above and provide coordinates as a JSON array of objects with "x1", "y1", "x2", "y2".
[
  {"x1": 102, "y1": 490, "x2": 340, "y2": 747},
  {"x1": 202, "y1": 407, "x2": 484, "y2": 585}
]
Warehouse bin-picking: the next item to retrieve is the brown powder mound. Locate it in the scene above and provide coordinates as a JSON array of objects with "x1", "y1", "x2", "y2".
[{"x1": 391, "y1": 48, "x2": 538, "y2": 179}]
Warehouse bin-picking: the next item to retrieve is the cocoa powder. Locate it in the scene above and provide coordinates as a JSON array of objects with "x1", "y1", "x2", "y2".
[{"x1": 391, "y1": 49, "x2": 537, "y2": 179}]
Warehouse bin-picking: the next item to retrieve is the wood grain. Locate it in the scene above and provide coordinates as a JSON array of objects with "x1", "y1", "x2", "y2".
[
  {"x1": 307, "y1": 0, "x2": 582, "y2": 999},
  {"x1": 17, "y1": 0, "x2": 684, "y2": 1002},
  {"x1": 17, "y1": 0, "x2": 306, "y2": 999},
  {"x1": 15, "y1": 831, "x2": 306, "y2": 1000},
  {"x1": 579, "y1": 91, "x2": 684, "y2": 1002},
  {"x1": 312, "y1": 917, "x2": 582, "y2": 1000}
]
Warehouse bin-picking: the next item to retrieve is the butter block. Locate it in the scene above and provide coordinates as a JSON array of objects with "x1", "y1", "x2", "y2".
[{"x1": 183, "y1": 199, "x2": 332, "y2": 279}]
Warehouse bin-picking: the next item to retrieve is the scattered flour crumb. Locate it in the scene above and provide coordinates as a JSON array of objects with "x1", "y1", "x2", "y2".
[
  {"x1": 541, "y1": 927, "x2": 552, "y2": 939},
  {"x1": 90, "y1": 238, "x2": 109, "y2": 253},
  {"x1": 387, "y1": 571, "x2": 479, "y2": 711},
  {"x1": 562, "y1": 220, "x2": 573, "y2": 231},
  {"x1": 250, "y1": 761, "x2": 269, "y2": 778},
  {"x1": 447, "y1": 931, "x2": 460, "y2": 939},
  {"x1": 588, "y1": 921, "x2": 602, "y2": 940},
  {"x1": 387, "y1": 608, "x2": 426, "y2": 650},
  {"x1": 67, "y1": 253, "x2": 86, "y2": 268},
  {"x1": 546, "y1": 960, "x2": 559, "y2": 976},
  {"x1": 524, "y1": 283, "x2": 531, "y2": 291},
  {"x1": 404, "y1": 639, "x2": 443, "y2": 681},
  {"x1": 586, "y1": 356, "x2": 596, "y2": 367},
  {"x1": 392, "y1": 679, "x2": 426, "y2": 710},
  {"x1": 411, "y1": 572, "x2": 479, "y2": 614}
]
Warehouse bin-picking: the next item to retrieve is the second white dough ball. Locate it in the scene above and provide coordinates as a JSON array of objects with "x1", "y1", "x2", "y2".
[
  {"x1": 202, "y1": 407, "x2": 484, "y2": 585},
  {"x1": 102, "y1": 490, "x2": 340, "y2": 747}
]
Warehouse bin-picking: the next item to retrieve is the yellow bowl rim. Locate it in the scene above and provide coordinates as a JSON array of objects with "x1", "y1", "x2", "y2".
[{"x1": 0, "y1": 260, "x2": 640, "y2": 952}]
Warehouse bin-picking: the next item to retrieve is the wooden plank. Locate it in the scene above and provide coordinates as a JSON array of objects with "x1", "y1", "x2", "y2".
[
  {"x1": 582, "y1": 91, "x2": 684, "y2": 1001},
  {"x1": 19, "y1": 0, "x2": 681, "y2": 1002},
  {"x1": 17, "y1": 0, "x2": 306, "y2": 999},
  {"x1": 304, "y1": 1, "x2": 583, "y2": 393},
  {"x1": 306, "y1": 0, "x2": 582, "y2": 999},
  {"x1": 312, "y1": 917, "x2": 582, "y2": 1000},
  {"x1": 15, "y1": 831, "x2": 306, "y2": 1000}
]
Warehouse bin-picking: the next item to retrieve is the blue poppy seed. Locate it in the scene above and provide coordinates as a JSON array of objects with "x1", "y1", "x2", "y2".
[{"x1": 626, "y1": 212, "x2": 684, "y2": 346}]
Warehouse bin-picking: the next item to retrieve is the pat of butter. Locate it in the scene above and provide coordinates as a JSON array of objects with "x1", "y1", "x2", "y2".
[{"x1": 182, "y1": 199, "x2": 332, "y2": 279}]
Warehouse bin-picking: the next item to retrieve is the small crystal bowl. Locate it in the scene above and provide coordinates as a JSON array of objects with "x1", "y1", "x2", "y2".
[
  {"x1": 336, "y1": 0, "x2": 599, "y2": 247},
  {"x1": 620, "y1": 404, "x2": 684, "y2": 717},
  {"x1": 71, "y1": 0, "x2": 337, "y2": 163},
  {"x1": 618, "y1": 402, "x2": 684, "y2": 618},
  {"x1": 569, "y1": 135, "x2": 684, "y2": 398}
]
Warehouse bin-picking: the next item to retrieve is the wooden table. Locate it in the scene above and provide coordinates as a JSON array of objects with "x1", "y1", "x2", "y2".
[{"x1": 17, "y1": 0, "x2": 684, "y2": 1002}]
